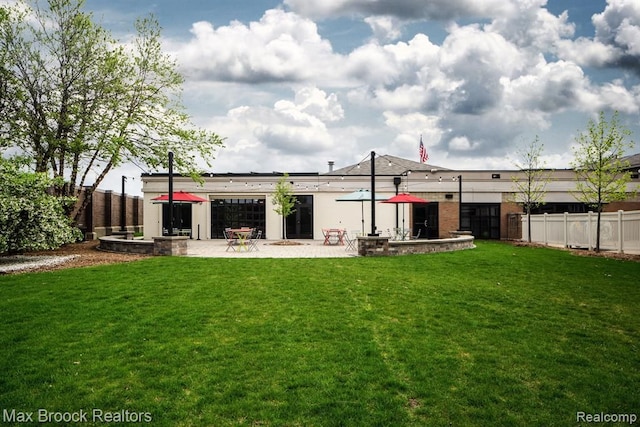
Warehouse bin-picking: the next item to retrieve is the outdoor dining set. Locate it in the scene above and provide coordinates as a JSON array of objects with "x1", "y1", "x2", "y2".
[
  {"x1": 322, "y1": 227, "x2": 421, "y2": 251},
  {"x1": 224, "y1": 228, "x2": 262, "y2": 252}
]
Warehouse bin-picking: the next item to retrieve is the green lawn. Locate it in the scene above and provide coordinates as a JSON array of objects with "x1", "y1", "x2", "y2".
[{"x1": 1, "y1": 241, "x2": 638, "y2": 426}]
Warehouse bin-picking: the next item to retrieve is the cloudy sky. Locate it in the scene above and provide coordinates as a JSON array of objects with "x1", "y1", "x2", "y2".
[{"x1": 7, "y1": 0, "x2": 640, "y2": 195}]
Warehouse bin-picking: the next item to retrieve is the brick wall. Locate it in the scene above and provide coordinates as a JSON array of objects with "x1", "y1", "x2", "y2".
[
  {"x1": 438, "y1": 201, "x2": 459, "y2": 238},
  {"x1": 606, "y1": 201, "x2": 640, "y2": 211},
  {"x1": 75, "y1": 188, "x2": 143, "y2": 239},
  {"x1": 501, "y1": 200, "x2": 522, "y2": 240}
]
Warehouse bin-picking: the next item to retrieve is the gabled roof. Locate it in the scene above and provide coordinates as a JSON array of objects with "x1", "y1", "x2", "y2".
[
  {"x1": 621, "y1": 153, "x2": 640, "y2": 169},
  {"x1": 324, "y1": 154, "x2": 450, "y2": 176}
]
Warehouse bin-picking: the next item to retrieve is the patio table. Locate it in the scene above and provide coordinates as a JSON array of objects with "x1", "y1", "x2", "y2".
[
  {"x1": 230, "y1": 228, "x2": 253, "y2": 251},
  {"x1": 322, "y1": 228, "x2": 345, "y2": 245}
]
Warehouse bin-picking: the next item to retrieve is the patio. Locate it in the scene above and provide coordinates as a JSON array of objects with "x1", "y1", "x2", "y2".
[{"x1": 186, "y1": 239, "x2": 356, "y2": 258}]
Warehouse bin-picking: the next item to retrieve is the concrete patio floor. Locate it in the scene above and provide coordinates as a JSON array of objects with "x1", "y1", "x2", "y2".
[{"x1": 186, "y1": 239, "x2": 357, "y2": 258}]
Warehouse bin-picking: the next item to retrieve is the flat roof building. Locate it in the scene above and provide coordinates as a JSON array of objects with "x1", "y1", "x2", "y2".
[{"x1": 141, "y1": 154, "x2": 640, "y2": 241}]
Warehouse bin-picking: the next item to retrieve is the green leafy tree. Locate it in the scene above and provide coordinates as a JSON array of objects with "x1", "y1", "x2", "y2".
[
  {"x1": 571, "y1": 111, "x2": 636, "y2": 252},
  {"x1": 0, "y1": 0, "x2": 224, "y2": 222},
  {"x1": 271, "y1": 174, "x2": 297, "y2": 240},
  {"x1": 0, "y1": 157, "x2": 82, "y2": 254},
  {"x1": 510, "y1": 136, "x2": 552, "y2": 242}
]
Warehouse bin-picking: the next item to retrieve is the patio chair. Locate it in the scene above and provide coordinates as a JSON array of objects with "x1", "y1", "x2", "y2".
[
  {"x1": 223, "y1": 228, "x2": 236, "y2": 252},
  {"x1": 248, "y1": 230, "x2": 262, "y2": 251},
  {"x1": 343, "y1": 230, "x2": 357, "y2": 251},
  {"x1": 412, "y1": 229, "x2": 421, "y2": 240}
]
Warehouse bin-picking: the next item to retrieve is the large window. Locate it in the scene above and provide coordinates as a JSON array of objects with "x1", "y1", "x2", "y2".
[
  {"x1": 210, "y1": 198, "x2": 266, "y2": 239},
  {"x1": 531, "y1": 203, "x2": 589, "y2": 214},
  {"x1": 461, "y1": 204, "x2": 500, "y2": 239}
]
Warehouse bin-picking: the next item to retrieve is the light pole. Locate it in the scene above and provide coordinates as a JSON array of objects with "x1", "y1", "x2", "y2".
[
  {"x1": 393, "y1": 176, "x2": 401, "y2": 229},
  {"x1": 168, "y1": 151, "x2": 174, "y2": 236},
  {"x1": 370, "y1": 151, "x2": 377, "y2": 235},
  {"x1": 120, "y1": 176, "x2": 127, "y2": 232},
  {"x1": 458, "y1": 174, "x2": 463, "y2": 231}
]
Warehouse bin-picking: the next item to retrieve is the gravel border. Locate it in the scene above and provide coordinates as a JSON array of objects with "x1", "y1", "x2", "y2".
[{"x1": 0, "y1": 255, "x2": 80, "y2": 273}]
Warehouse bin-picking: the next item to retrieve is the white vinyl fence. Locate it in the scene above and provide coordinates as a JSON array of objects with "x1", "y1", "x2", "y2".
[{"x1": 523, "y1": 210, "x2": 640, "y2": 253}]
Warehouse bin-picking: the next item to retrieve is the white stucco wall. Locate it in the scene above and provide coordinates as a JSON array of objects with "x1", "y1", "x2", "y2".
[
  {"x1": 140, "y1": 167, "x2": 639, "y2": 240},
  {"x1": 142, "y1": 185, "x2": 404, "y2": 240}
]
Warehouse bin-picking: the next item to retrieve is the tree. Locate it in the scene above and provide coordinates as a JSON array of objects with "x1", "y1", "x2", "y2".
[
  {"x1": 510, "y1": 136, "x2": 552, "y2": 242},
  {"x1": 0, "y1": 157, "x2": 82, "y2": 254},
  {"x1": 271, "y1": 174, "x2": 296, "y2": 240},
  {"x1": 571, "y1": 111, "x2": 636, "y2": 252},
  {"x1": 0, "y1": 0, "x2": 224, "y2": 223}
]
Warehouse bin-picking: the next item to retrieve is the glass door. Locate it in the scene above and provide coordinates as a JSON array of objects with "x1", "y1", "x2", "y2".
[
  {"x1": 286, "y1": 195, "x2": 314, "y2": 239},
  {"x1": 162, "y1": 203, "x2": 192, "y2": 236},
  {"x1": 412, "y1": 202, "x2": 439, "y2": 239}
]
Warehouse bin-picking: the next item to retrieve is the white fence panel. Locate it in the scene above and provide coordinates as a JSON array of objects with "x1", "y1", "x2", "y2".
[
  {"x1": 622, "y1": 211, "x2": 640, "y2": 252},
  {"x1": 523, "y1": 210, "x2": 640, "y2": 253}
]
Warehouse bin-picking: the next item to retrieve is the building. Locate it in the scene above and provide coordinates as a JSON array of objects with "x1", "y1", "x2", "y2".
[{"x1": 141, "y1": 154, "x2": 640, "y2": 241}]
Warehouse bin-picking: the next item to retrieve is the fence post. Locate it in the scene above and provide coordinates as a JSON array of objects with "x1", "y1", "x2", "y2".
[
  {"x1": 563, "y1": 212, "x2": 568, "y2": 248},
  {"x1": 618, "y1": 210, "x2": 624, "y2": 253},
  {"x1": 587, "y1": 211, "x2": 593, "y2": 251}
]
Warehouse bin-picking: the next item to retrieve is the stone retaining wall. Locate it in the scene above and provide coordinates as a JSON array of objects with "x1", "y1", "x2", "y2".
[
  {"x1": 389, "y1": 236, "x2": 475, "y2": 255},
  {"x1": 152, "y1": 236, "x2": 189, "y2": 256},
  {"x1": 98, "y1": 236, "x2": 154, "y2": 255},
  {"x1": 357, "y1": 236, "x2": 390, "y2": 256},
  {"x1": 99, "y1": 235, "x2": 189, "y2": 256},
  {"x1": 358, "y1": 235, "x2": 475, "y2": 256}
]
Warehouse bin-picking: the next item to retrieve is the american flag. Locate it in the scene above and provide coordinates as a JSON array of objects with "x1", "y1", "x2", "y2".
[{"x1": 419, "y1": 137, "x2": 428, "y2": 163}]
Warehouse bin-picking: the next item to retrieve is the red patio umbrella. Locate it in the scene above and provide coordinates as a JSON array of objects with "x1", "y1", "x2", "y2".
[
  {"x1": 383, "y1": 193, "x2": 429, "y2": 204},
  {"x1": 382, "y1": 193, "x2": 428, "y2": 239},
  {"x1": 151, "y1": 191, "x2": 208, "y2": 204}
]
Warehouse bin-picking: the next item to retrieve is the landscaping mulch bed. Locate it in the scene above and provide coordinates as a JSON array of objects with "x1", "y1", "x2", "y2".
[
  {"x1": 2, "y1": 240, "x2": 151, "y2": 274},
  {"x1": 510, "y1": 240, "x2": 640, "y2": 262}
]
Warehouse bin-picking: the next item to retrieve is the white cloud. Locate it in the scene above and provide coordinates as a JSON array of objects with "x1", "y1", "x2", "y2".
[
  {"x1": 285, "y1": 86, "x2": 344, "y2": 122},
  {"x1": 504, "y1": 60, "x2": 588, "y2": 113},
  {"x1": 383, "y1": 112, "x2": 442, "y2": 155},
  {"x1": 344, "y1": 33, "x2": 441, "y2": 108},
  {"x1": 485, "y1": 0, "x2": 574, "y2": 51},
  {"x1": 197, "y1": 86, "x2": 348, "y2": 173},
  {"x1": 448, "y1": 136, "x2": 476, "y2": 151},
  {"x1": 170, "y1": 9, "x2": 338, "y2": 83},
  {"x1": 556, "y1": 37, "x2": 621, "y2": 67},
  {"x1": 558, "y1": 0, "x2": 640, "y2": 71},
  {"x1": 593, "y1": 0, "x2": 640, "y2": 49},
  {"x1": 578, "y1": 81, "x2": 640, "y2": 115},
  {"x1": 364, "y1": 16, "x2": 403, "y2": 42}
]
